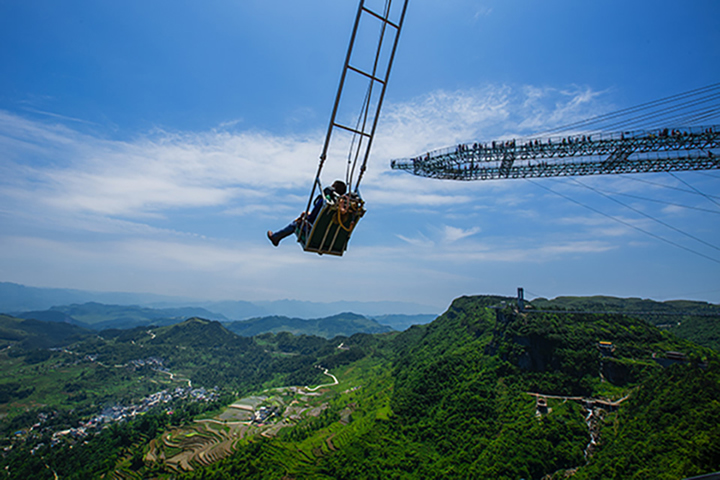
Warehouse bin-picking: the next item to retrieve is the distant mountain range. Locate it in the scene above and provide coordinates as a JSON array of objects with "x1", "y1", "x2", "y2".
[
  {"x1": 371, "y1": 314, "x2": 437, "y2": 331},
  {"x1": 0, "y1": 282, "x2": 441, "y2": 320},
  {"x1": 16, "y1": 302, "x2": 229, "y2": 330},
  {"x1": 0, "y1": 282, "x2": 182, "y2": 312},
  {"x1": 226, "y1": 312, "x2": 393, "y2": 338},
  {"x1": 8, "y1": 302, "x2": 432, "y2": 338},
  {"x1": 5, "y1": 283, "x2": 719, "y2": 348}
]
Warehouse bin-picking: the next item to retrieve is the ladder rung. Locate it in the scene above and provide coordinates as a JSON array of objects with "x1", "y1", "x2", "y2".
[
  {"x1": 361, "y1": 6, "x2": 400, "y2": 30},
  {"x1": 334, "y1": 123, "x2": 373, "y2": 138},
  {"x1": 347, "y1": 64, "x2": 386, "y2": 85}
]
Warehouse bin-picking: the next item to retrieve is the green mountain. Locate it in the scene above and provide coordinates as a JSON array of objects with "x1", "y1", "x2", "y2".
[
  {"x1": 0, "y1": 314, "x2": 93, "y2": 350},
  {"x1": 10, "y1": 309, "x2": 78, "y2": 326},
  {"x1": 149, "y1": 317, "x2": 239, "y2": 347},
  {"x1": 531, "y1": 295, "x2": 720, "y2": 350},
  {"x1": 226, "y1": 312, "x2": 394, "y2": 338},
  {"x1": 1, "y1": 295, "x2": 718, "y2": 479},
  {"x1": 187, "y1": 296, "x2": 719, "y2": 479},
  {"x1": 531, "y1": 295, "x2": 718, "y2": 313},
  {"x1": 13, "y1": 302, "x2": 433, "y2": 337}
]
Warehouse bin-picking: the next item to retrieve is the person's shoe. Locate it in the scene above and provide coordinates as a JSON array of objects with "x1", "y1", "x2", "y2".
[{"x1": 267, "y1": 230, "x2": 279, "y2": 247}]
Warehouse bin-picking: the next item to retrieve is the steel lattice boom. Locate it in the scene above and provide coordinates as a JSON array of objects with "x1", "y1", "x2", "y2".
[{"x1": 390, "y1": 126, "x2": 720, "y2": 181}]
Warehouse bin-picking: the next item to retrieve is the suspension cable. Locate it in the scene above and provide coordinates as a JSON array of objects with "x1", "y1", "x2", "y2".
[
  {"x1": 528, "y1": 179, "x2": 720, "y2": 265},
  {"x1": 591, "y1": 188, "x2": 720, "y2": 215},
  {"x1": 668, "y1": 172, "x2": 720, "y2": 209},
  {"x1": 568, "y1": 178, "x2": 720, "y2": 252}
]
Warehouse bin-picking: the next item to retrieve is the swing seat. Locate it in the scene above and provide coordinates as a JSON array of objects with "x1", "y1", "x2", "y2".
[{"x1": 295, "y1": 193, "x2": 365, "y2": 256}]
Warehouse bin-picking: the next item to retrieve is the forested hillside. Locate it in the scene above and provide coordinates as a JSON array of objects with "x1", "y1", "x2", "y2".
[
  {"x1": 531, "y1": 295, "x2": 720, "y2": 351},
  {"x1": 0, "y1": 314, "x2": 93, "y2": 350},
  {"x1": 1, "y1": 296, "x2": 718, "y2": 479}
]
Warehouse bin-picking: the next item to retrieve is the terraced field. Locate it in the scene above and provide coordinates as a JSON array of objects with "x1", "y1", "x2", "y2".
[
  {"x1": 142, "y1": 372, "x2": 343, "y2": 473},
  {"x1": 125, "y1": 358, "x2": 395, "y2": 477},
  {"x1": 145, "y1": 421, "x2": 249, "y2": 471}
]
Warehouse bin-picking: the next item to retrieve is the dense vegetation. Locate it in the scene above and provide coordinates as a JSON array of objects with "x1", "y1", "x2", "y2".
[
  {"x1": 193, "y1": 296, "x2": 717, "y2": 479},
  {"x1": 1, "y1": 315, "x2": 392, "y2": 478},
  {"x1": 1, "y1": 295, "x2": 719, "y2": 479},
  {"x1": 532, "y1": 295, "x2": 720, "y2": 351},
  {"x1": 0, "y1": 314, "x2": 93, "y2": 350},
  {"x1": 574, "y1": 360, "x2": 720, "y2": 480},
  {"x1": 1, "y1": 395, "x2": 234, "y2": 479}
]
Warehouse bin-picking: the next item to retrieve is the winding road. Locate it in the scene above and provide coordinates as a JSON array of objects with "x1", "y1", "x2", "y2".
[{"x1": 306, "y1": 368, "x2": 339, "y2": 392}]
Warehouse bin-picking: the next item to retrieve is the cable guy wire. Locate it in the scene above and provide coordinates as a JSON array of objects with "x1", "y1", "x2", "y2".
[{"x1": 527, "y1": 179, "x2": 720, "y2": 265}]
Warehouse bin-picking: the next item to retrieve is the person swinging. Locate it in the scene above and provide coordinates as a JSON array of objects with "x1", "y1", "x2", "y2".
[{"x1": 267, "y1": 180, "x2": 347, "y2": 247}]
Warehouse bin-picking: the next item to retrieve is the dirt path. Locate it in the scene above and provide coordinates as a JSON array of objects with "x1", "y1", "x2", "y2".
[
  {"x1": 526, "y1": 392, "x2": 630, "y2": 407},
  {"x1": 196, "y1": 418, "x2": 251, "y2": 426},
  {"x1": 154, "y1": 368, "x2": 191, "y2": 386},
  {"x1": 326, "y1": 433, "x2": 337, "y2": 451},
  {"x1": 306, "y1": 368, "x2": 338, "y2": 392}
]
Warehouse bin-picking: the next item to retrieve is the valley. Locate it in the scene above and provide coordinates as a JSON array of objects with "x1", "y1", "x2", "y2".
[{"x1": 0, "y1": 294, "x2": 718, "y2": 479}]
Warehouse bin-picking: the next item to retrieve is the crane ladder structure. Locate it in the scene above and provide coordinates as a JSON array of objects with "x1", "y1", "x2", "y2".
[
  {"x1": 390, "y1": 125, "x2": 720, "y2": 181},
  {"x1": 314, "y1": 0, "x2": 408, "y2": 193},
  {"x1": 297, "y1": 0, "x2": 408, "y2": 256}
]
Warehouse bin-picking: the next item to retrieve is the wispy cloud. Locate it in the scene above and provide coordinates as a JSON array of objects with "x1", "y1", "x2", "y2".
[
  {"x1": 396, "y1": 232, "x2": 434, "y2": 247},
  {"x1": 0, "y1": 118, "x2": 322, "y2": 219},
  {"x1": 442, "y1": 225, "x2": 480, "y2": 243},
  {"x1": 516, "y1": 85, "x2": 613, "y2": 135},
  {"x1": 473, "y1": 6, "x2": 493, "y2": 22},
  {"x1": 21, "y1": 108, "x2": 100, "y2": 126},
  {"x1": 1, "y1": 84, "x2": 610, "y2": 223}
]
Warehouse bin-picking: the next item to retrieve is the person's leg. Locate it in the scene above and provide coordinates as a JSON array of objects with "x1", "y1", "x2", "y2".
[{"x1": 267, "y1": 222, "x2": 296, "y2": 246}]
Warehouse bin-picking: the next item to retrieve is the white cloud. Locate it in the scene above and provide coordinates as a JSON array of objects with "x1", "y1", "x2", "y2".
[
  {"x1": 441, "y1": 225, "x2": 480, "y2": 243},
  {"x1": 515, "y1": 85, "x2": 612, "y2": 135},
  {"x1": 396, "y1": 233, "x2": 434, "y2": 247},
  {"x1": 0, "y1": 115, "x2": 323, "y2": 216},
  {"x1": 0, "y1": 84, "x2": 612, "y2": 224}
]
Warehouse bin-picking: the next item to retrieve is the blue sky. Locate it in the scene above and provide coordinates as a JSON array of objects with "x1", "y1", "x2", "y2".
[{"x1": 1, "y1": 0, "x2": 719, "y2": 310}]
